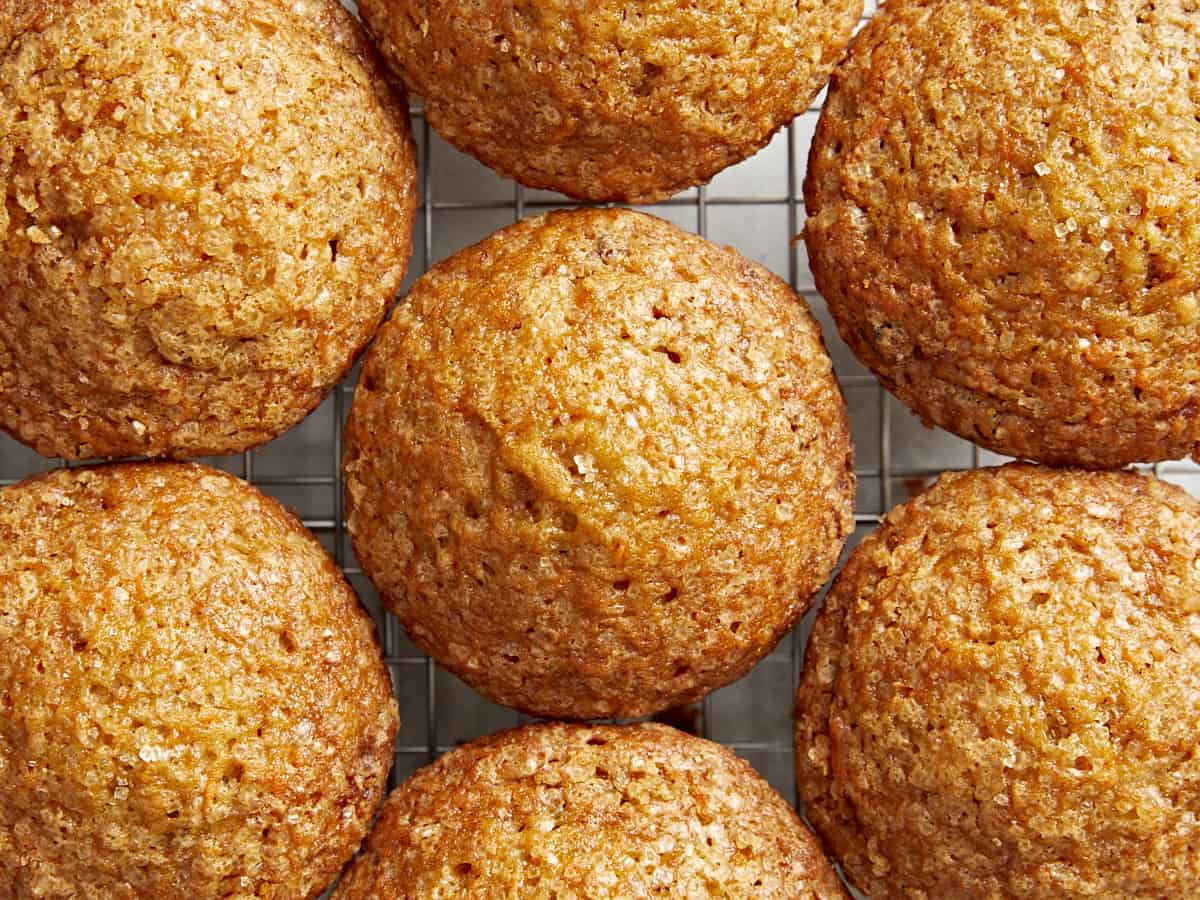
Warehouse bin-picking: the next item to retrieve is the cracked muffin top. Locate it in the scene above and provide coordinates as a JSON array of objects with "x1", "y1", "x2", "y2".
[
  {"x1": 804, "y1": 0, "x2": 1200, "y2": 467},
  {"x1": 358, "y1": 0, "x2": 861, "y2": 201},
  {"x1": 797, "y1": 463, "x2": 1200, "y2": 898},
  {"x1": 344, "y1": 208, "x2": 853, "y2": 719},
  {"x1": 0, "y1": 0, "x2": 417, "y2": 460},
  {"x1": 334, "y1": 722, "x2": 848, "y2": 899},
  {"x1": 0, "y1": 462, "x2": 397, "y2": 899}
]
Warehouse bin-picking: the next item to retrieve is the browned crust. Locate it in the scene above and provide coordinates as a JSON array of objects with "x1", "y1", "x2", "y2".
[
  {"x1": 335, "y1": 722, "x2": 848, "y2": 898},
  {"x1": 0, "y1": 462, "x2": 398, "y2": 899},
  {"x1": 0, "y1": 0, "x2": 418, "y2": 460},
  {"x1": 358, "y1": 0, "x2": 862, "y2": 202},
  {"x1": 345, "y1": 207, "x2": 854, "y2": 719},
  {"x1": 804, "y1": 0, "x2": 1200, "y2": 467},
  {"x1": 797, "y1": 463, "x2": 1200, "y2": 898}
]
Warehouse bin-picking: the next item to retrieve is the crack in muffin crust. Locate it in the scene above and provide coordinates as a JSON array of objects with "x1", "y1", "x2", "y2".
[{"x1": 345, "y1": 208, "x2": 854, "y2": 719}]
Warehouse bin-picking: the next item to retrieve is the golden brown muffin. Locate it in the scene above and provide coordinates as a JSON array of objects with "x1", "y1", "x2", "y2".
[
  {"x1": 344, "y1": 208, "x2": 854, "y2": 720},
  {"x1": 334, "y1": 722, "x2": 848, "y2": 899},
  {"x1": 796, "y1": 464, "x2": 1200, "y2": 898},
  {"x1": 357, "y1": 0, "x2": 862, "y2": 202},
  {"x1": 0, "y1": 463, "x2": 398, "y2": 899},
  {"x1": 0, "y1": 0, "x2": 417, "y2": 460},
  {"x1": 804, "y1": 0, "x2": 1200, "y2": 468}
]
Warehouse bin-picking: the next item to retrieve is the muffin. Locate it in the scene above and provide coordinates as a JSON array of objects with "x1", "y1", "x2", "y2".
[
  {"x1": 357, "y1": 0, "x2": 862, "y2": 202},
  {"x1": 0, "y1": 0, "x2": 417, "y2": 460},
  {"x1": 796, "y1": 464, "x2": 1200, "y2": 898},
  {"x1": 0, "y1": 463, "x2": 398, "y2": 898},
  {"x1": 334, "y1": 722, "x2": 847, "y2": 898},
  {"x1": 345, "y1": 208, "x2": 854, "y2": 719},
  {"x1": 804, "y1": 0, "x2": 1200, "y2": 467}
]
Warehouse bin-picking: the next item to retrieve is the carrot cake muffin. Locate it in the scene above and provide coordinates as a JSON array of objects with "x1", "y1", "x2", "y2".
[
  {"x1": 804, "y1": 0, "x2": 1200, "y2": 467},
  {"x1": 357, "y1": 0, "x2": 862, "y2": 201},
  {"x1": 335, "y1": 722, "x2": 847, "y2": 899},
  {"x1": 0, "y1": 463, "x2": 398, "y2": 898},
  {"x1": 797, "y1": 464, "x2": 1200, "y2": 898},
  {"x1": 345, "y1": 208, "x2": 854, "y2": 719},
  {"x1": 0, "y1": 0, "x2": 417, "y2": 459}
]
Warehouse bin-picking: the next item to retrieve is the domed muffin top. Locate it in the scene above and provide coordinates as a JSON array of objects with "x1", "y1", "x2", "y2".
[
  {"x1": 0, "y1": 462, "x2": 397, "y2": 899},
  {"x1": 0, "y1": 0, "x2": 417, "y2": 459},
  {"x1": 359, "y1": 0, "x2": 862, "y2": 201},
  {"x1": 345, "y1": 208, "x2": 853, "y2": 719},
  {"x1": 336, "y1": 722, "x2": 847, "y2": 899},
  {"x1": 805, "y1": 0, "x2": 1200, "y2": 467},
  {"x1": 797, "y1": 463, "x2": 1200, "y2": 898}
]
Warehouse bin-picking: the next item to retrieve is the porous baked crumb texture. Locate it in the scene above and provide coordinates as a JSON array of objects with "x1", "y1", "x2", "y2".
[
  {"x1": 334, "y1": 722, "x2": 848, "y2": 899},
  {"x1": 344, "y1": 208, "x2": 854, "y2": 720},
  {"x1": 804, "y1": 0, "x2": 1200, "y2": 467},
  {"x1": 796, "y1": 464, "x2": 1200, "y2": 898},
  {"x1": 357, "y1": 0, "x2": 862, "y2": 202},
  {"x1": 0, "y1": 463, "x2": 398, "y2": 899},
  {"x1": 0, "y1": 0, "x2": 417, "y2": 460}
]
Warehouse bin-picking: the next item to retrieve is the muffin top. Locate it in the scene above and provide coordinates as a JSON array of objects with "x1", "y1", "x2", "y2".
[
  {"x1": 0, "y1": 0, "x2": 417, "y2": 460},
  {"x1": 0, "y1": 463, "x2": 398, "y2": 899},
  {"x1": 334, "y1": 722, "x2": 847, "y2": 899},
  {"x1": 796, "y1": 464, "x2": 1200, "y2": 898},
  {"x1": 358, "y1": 0, "x2": 861, "y2": 201},
  {"x1": 804, "y1": 0, "x2": 1200, "y2": 467},
  {"x1": 345, "y1": 208, "x2": 853, "y2": 719}
]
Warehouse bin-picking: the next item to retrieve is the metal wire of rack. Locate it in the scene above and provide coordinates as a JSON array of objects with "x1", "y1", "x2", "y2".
[{"x1": 3, "y1": 1, "x2": 1200, "y2": 877}]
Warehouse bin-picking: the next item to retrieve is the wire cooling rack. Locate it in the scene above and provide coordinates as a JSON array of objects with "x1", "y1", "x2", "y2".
[{"x1": 3, "y1": 0, "x2": 1200, "y2": 882}]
